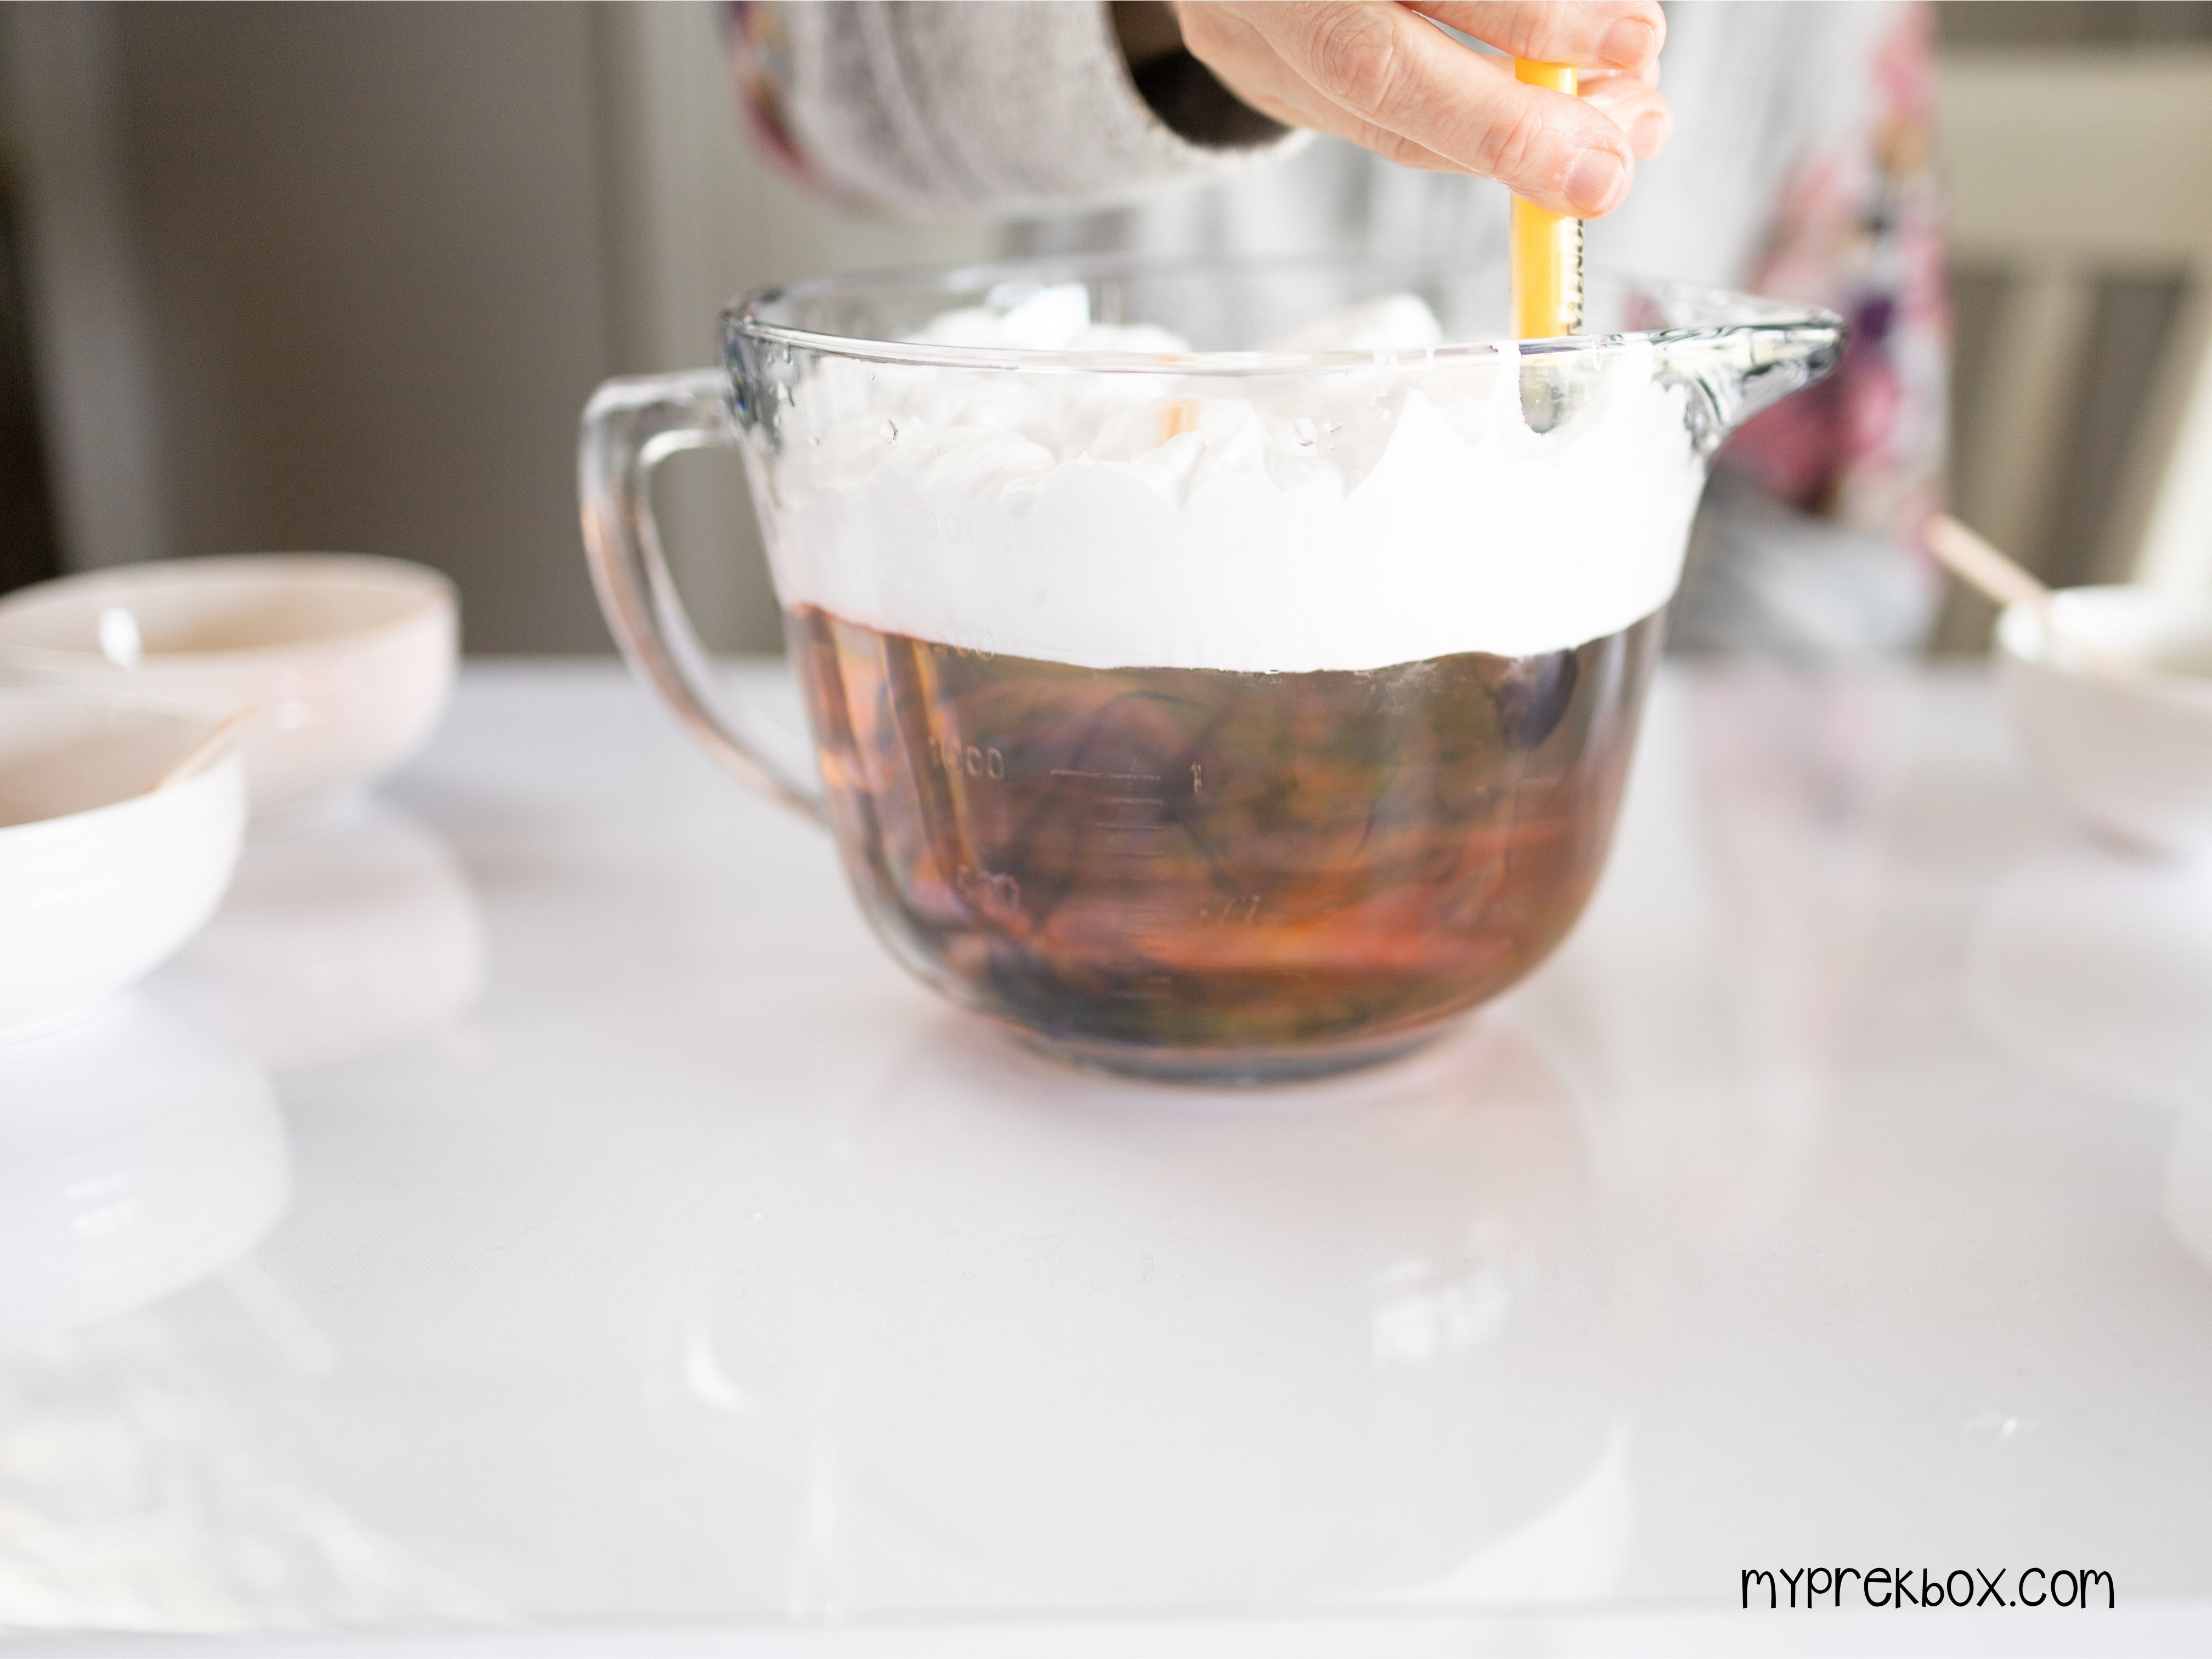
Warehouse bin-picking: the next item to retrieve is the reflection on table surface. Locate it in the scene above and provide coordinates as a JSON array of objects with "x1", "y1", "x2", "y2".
[
  {"x1": 657, "y1": 1014, "x2": 1624, "y2": 1611},
  {"x1": 150, "y1": 800, "x2": 486, "y2": 1071},
  {"x1": 0, "y1": 1002, "x2": 287, "y2": 1345},
  {"x1": 1, "y1": 661, "x2": 2209, "y2": 1641}
]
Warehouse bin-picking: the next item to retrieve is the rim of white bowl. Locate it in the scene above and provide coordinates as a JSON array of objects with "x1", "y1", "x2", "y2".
[
  {"x1": 0, "y1": 554, "x2": 455, "y2": 672},
  {"x1": 0, "y1": 687, "x2": 247, "y2": 839},
  {"x1": 1996, "y1": 590, "x2": 2212, "y2": 708}
]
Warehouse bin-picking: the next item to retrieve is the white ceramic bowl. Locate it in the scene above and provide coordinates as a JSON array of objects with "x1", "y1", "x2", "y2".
[
  {"x1": 0, "y1": 554, "x2": 457, "y2": 822},
  {"x1": 0, "y1": 691, "x2": 246, "y2": 1041},
  {"x1": 1997, "y1": 586, "x2": 2212, "y2": 856}
]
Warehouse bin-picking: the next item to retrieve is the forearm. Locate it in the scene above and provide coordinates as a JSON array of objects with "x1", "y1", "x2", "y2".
[{"x1": 728, "y1": 0, "x2": 1304, "y2": 219}]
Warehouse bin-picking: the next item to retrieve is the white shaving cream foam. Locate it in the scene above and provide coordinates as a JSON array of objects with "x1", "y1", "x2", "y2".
[{"x1": 759, "y1": 285, "x2": 1706, "y2": 672}]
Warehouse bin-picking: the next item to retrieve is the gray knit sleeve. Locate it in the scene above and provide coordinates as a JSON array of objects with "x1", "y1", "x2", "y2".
[{"x1": 732, "y1": 1, "x2": 1308, "y2": 218}]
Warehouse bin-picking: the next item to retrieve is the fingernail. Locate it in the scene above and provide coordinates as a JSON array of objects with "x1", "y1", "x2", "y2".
[
  {"x1": 1629, "y1": 110, "x2": 1668, "y2": 156},
  {"x1": 1600, "y1": 18, "x2": 1658, "y2": 67},
  {"x1": 1565, "y1": 148, "x2": 1628, "y2": 215}
]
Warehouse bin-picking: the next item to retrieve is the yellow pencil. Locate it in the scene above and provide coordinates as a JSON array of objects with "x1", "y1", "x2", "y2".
[{"x1": 1510, "y1": 60, "x2": 1584, "y2": 340}]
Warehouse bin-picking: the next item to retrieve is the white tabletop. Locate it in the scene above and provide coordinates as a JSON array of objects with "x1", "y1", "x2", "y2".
[{"x1": 5, "y1": 659, "x2": 2210, "y2": 1656}]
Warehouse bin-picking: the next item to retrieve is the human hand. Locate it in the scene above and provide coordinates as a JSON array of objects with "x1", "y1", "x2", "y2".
[{"x1": 1164, "y1": 2, "x2": 1669, "y2": 217}]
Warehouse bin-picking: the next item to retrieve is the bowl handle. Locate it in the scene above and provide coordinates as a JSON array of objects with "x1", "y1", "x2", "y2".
[{"x1": 579, "y1": 370, "x2": 825, "y2": 824}]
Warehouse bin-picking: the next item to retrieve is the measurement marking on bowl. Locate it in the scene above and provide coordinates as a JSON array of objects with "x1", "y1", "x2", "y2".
[
  {"x1": 927, "y1": 737, "x2": 1006, "y2": 778},
  {"x1": 1095, "y1": 837, "x2": 1168, "y2": 859},
  {"x1": 1050, "y1": 768, "x2": 1161, "y2": 783}
]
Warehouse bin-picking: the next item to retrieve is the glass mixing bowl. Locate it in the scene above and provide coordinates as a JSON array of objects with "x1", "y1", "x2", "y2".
[{"x1": 581, "y1": 254, "x2": 1842, "y2": 1083}]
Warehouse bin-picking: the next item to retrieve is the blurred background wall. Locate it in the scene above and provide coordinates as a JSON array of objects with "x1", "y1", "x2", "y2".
[
  {"x1": 1935, "y1": 2, "x2": 2212, "y2": 645},
  {"x1": 0, "y1": 1, "x2": 2208, "y2": 653},
  {"x1": 0, "y1": 1, "x2": 986, "y2": 652}
]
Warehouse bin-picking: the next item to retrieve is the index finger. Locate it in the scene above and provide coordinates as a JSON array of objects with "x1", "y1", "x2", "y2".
[
  {"x1": 1408, "y1": 1, "x2": 1666, "y2": 73},
  {"x1": 1273, "y1": 3, "x2": 1638, "y2": 214}
]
